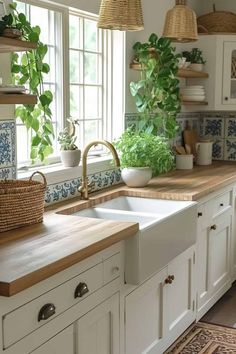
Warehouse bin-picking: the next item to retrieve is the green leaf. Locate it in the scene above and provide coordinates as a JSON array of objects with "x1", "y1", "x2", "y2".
[
  {"x1": 42, "y1": 63, "x2": 50, "y2": 73},
  {"x1": 32, "y1": 134, "x2": 41, "y2": 146},
  {"x1": 11, "y1": 64, "x2": 21, "y2": 73},
  {"x1": 18, "y1": 13, "x2": 27, "y2": 25},
  {"x1": 39, "y1": 94, "x2": 50, "y2": 107},
  {"x1": 28, "y1": 31, "x2": 39, "y2": 43},
  {"x1": 30, "y1": 147, "x2": 38, "y2": 160}
]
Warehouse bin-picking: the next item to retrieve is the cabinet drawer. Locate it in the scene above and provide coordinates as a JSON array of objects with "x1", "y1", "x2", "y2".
[
  {"x1": 3, "y1": 263, "x2": 103, "y2": 349},
  {"x1": 103, "y1": 253, "x2": 121, "y2": 284},
  {"x1": 212, "y1": 191, "x2": 231, "y2": 217}
]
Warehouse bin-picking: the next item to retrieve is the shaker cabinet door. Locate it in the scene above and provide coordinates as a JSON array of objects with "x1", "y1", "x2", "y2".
[
  {"x1": 30, "y1": 325, "x2": 74, "y2": 354},
  {"x1": 77, "y1": 293, "x2": 119, "y2": 354}
]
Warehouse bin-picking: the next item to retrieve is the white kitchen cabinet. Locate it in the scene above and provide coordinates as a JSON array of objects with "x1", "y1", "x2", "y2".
[
  {"x1": 125, "y1": 246, "x2": 195, "y2": 354},
  {"x1": 0, "y1": 243, "x2": 123, "y2": 354},
  {"x1": 196, "y1": 187, "x2": 233, "y2": 320},
  {"x1": 77, "y1": 293, "x2": 119, "y2": 354},
  {"x1": 191, "y1": 35, "x2": 236, "y2": 110},
  {"x1": 30, "y1": 326, "x2": 74, "y2": 354}
]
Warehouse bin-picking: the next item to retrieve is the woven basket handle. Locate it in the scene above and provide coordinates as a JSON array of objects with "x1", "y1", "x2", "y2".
[
  {"x1": 29, "y1": 171, "x2": 47, "y2": 187},
  {"x1": 197, "y1": 24, "x2": 209, "y2": 34}
]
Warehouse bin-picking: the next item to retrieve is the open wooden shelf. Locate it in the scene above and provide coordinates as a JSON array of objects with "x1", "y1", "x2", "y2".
[
  {"x1": 0, "y1": 94, "x2": 37, "y2": 104},
  {"x1": 0, "y1": 37, "x2": 37, "y2": 53},
  {"x1": 177, "y1": 68, "x2": 209, "y2": 78},
  {"x1": 130, "y1": 63, "x2": 209, "y2": 78},
  {"x1": 181, "y1": 100, "x2": 208, "y2": 106}
]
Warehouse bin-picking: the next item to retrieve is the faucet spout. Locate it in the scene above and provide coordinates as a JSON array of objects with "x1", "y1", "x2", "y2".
[{"x1": 79, "y1": 140, "x2": 120, "y2": 200}]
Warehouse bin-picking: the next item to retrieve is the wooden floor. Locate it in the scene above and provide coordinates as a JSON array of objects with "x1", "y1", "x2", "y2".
[{"x1": 201, "y1": 282, "x2": 236, "y2": 328}]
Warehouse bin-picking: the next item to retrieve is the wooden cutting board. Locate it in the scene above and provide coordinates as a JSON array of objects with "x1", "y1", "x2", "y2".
[{"x1": 183, "y1": 128, "x2": 198, "y2": 156}]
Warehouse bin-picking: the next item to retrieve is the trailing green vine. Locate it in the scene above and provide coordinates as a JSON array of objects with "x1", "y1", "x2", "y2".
[
  {"x1": 0, "y1": 2, "x2": 54, "y2": 162},
  {"x1": 130, "y1": 33, "x2": 181, "y2": 139}
]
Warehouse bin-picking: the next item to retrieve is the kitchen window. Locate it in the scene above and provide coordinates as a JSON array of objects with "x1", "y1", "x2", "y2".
[{"x1": 16, "y1": 1, "x2": 125, "y2": 170}]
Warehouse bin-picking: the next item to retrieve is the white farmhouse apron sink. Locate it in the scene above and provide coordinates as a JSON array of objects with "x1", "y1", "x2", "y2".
[{"x1": 62, "y1": 196, "x2": 197, "y2": 284}]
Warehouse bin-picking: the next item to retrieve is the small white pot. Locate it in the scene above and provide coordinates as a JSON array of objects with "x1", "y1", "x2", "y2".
[
  {"x1": 121, "y1": 167, "x2": 152, "y2": 188},
  {"x1": 60, "y1": 149, "x2": 81, "y2": 167},
  {"x1": 189, "y1": 63, "x2": 204, "y2": 72}
]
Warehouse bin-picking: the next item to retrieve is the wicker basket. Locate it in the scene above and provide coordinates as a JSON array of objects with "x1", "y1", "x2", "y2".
[
  {"x1": 197, "y1": 11, "x2": 236, "y2": 33},
  {"x1": 0, "y1": 171, "x2": 47, "y2": 233}
]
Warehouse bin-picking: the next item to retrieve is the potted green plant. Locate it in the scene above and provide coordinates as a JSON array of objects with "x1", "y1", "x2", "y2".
[
  {"x1": 130, "y1": 33, "x2": 181, "y2": 139},
  {"x1": 182, "y1": 48, "x2": 206, "y2": 72},
  {"x1": 58, "y1": 118, "x2": 81, "y2": 167},
  {"x1": 0, "y1": 3, "x2": 54, "y2": 163},
  {"x1": 114, "y1": 129, "x2": 174, "y2": 187}
]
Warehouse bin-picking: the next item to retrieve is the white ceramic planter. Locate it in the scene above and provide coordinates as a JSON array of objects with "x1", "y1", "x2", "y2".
[
  {"x1": 60, "y1": 149, "x2": 81, "y2": 167},
  {"x1": 189, "y1": 63, "x2": 204, "y2": 72},
  {"x1": 121, "y1": 167, "x2": 152, "y2": 188}
]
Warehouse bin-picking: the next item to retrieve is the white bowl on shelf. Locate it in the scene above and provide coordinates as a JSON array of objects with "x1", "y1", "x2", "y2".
[
  {"x1": 182, "y1": 95, "x2": 206, "y2": 102},
  {"x1": 184, "y1": 85, "x2": 204, "y2": 89}
]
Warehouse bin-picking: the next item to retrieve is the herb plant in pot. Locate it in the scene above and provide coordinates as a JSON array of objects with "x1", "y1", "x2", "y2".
[
  {"x1": 58, "y1": 118, "x2": 81, "y2": 167},
  {"x1": 114, "y1": 129, "x2": 174, "y2": 187},
  {"x1": 182, "y1": 48, "x2": 206, "y2": 72}
]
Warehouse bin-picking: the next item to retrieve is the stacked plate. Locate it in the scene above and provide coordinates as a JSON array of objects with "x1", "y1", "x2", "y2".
[{"x1": 180, "y1": 85, "x2": 206, "y2": 102}]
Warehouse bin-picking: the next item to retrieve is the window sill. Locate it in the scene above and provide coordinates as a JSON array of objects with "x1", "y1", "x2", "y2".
[{"x1": 18, "y1": 156, "x2": 116, "y2": 185}]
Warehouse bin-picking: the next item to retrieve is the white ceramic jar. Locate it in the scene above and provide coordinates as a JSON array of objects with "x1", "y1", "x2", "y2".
[
  {"x1": 121, "y1": 167, "x2": 152, "y2": 187},
  {"x1": 176, "y1": 155, "x2": 193, "y2": 170},
  {"x1": 196, "y1": 141, "x2": 213, "y2": 165}
]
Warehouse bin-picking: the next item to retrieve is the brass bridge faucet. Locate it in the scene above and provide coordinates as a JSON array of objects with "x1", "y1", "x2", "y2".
[{"x1": 78, "y1": 140, "x2": 120, "y2": 200}]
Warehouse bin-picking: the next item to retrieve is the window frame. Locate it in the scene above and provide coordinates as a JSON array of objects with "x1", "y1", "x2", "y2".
[{"x1": 16, "y1": 0, "x2": 125, "y2": 173}]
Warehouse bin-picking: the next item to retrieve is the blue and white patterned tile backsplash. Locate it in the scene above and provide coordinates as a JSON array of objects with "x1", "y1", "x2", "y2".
[
  {"x1": 0, "y1": 120, "x2": 16, "y2": 179},
  {"x1": 45, "y1": 168, "x2": 121, "y2": 206},
  {"x1": 125, "y1": 111, "x2": 236, "y2": 161}
]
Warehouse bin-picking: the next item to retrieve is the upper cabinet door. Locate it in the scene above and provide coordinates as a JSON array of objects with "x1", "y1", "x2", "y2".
[
  {"x1": 77, "y1": 293, "x2": 120, "y2": 354},
  {"x1": 223, "y1": 41, "x2": 236, "y2": 105}
]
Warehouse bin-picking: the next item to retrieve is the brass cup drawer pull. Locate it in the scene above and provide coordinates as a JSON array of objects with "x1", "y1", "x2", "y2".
[
  {"x1": 74, "y1": 282, "x2": 89, "y2": 299},
  {"x1": 210, "y1": 224, "x2": 217, "y2": 230},
  {"x1": 38, "y1": 303, "x2": 56, "y2": 322},
  {"x1": 165, "y1": 275, "x2": 175, "y2": 284}
]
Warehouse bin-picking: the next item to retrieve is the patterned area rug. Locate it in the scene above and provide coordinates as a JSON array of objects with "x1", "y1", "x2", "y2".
[{"x1": 165, "y1": 322, "x2": 236, "y2": 353}]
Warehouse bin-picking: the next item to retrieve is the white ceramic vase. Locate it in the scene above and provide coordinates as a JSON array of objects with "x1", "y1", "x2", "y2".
[
  {"x1": 121, "y1": 167, "x2": 152, "y2": 188},
  {"x1": 60, "y1": 149, "x2": 81, "y2": 167}
]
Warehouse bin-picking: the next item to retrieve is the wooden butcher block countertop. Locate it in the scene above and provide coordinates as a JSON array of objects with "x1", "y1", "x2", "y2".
[{"x1": 0, "y1": 161, "x2": 236, "y2": 297}]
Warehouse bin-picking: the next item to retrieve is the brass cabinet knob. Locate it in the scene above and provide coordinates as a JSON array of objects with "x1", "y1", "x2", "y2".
[
  {"x1": 165, "y1": 275, "x2": 175, "y2": 284},
  {"x1": 210, "y1": 224, "x2": 217, "y2": 230}
]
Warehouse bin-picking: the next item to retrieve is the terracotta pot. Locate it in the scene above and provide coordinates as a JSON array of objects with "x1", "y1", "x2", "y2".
[
  {"x1": 121, "y1": 167, "x2": 152, "y2": 187},
  {"x1": 60, "y1": 149, "x2": 81, "y2": 167}
]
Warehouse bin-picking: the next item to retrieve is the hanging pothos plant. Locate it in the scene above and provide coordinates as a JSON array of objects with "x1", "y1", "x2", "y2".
[
  {"x1": 130, "y1": 33, "x2": 181, "y2": 139},
  {"x1": 0, "y1": 2, "x2": 54, "y2": 162}
]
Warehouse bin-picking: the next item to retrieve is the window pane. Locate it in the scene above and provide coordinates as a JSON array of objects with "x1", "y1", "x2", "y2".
[
  {"x1": 70, "y1": 50, "x2": 82, "y2": 83},
  {"x1": 30, "y1": 6, "x2": 49, "y2": 44},
  {"x1": 84, "y1": 86, "x2": 101, "y2": 119},
  {"x1": 69, "y1": 15, "x2": 81, "y2": 49},
  {"x1": 84, "y1": 19, "x2": 98, "y2": 52},
  {"x1": 84, "y1": 120, "x2": 101, "y2": 145},
  {"x1": 84, "y1": 53, "x2": 99, "y2": 84},
  {"x1": 16, "y1": 1, "x2": 63, "y2": 166},
  {"x1": 70, "y1": 85, "x2": 82, "y2": 117}
]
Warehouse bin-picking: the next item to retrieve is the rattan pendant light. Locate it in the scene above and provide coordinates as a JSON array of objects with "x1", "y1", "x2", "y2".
[
  {"x1": 98, "y1": 0, "x2": 144, "y2": 31},
  {"x1": 163, "y1": 0, "x2": 198, "y2": 42}
]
